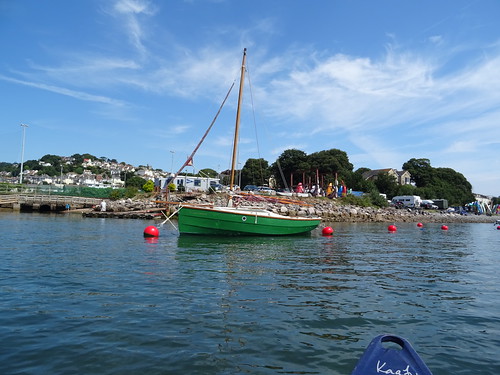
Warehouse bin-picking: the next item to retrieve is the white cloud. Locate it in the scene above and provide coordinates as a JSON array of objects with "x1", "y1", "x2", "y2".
[
  {"x1": 429, "y1": 35, "x2": 444, "y2": 45},
  {"x1": 110, "y1": 0, "x2": 158, "y2": 57},
  {"x1": 0, "y1": 74, "x2": 125, "y2": 106}
]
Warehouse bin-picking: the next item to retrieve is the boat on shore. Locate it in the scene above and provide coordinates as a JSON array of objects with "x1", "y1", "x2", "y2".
[
  {"x1": 276, "y1": 191, "x2": 310, "y2": 198},
  {"x1": 177, "y1": 49, "x2": 321, "y2": 236}
]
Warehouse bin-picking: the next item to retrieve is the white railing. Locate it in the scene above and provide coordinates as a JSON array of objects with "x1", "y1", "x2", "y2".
[{"x1": 0, "y1": 194, "x2": 102, "y2": 206}]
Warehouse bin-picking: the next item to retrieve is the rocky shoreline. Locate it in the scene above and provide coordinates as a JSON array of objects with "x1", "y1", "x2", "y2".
[{"x1": 82, "y1": 193, "x2": 498, "y2": 224}]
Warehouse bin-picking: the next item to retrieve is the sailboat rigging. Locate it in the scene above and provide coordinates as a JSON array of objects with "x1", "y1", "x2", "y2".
[
  {"x1": 176, "y1": 48, "x2": 321, "y2": 235},
  {"x1": 229, "y1": 48, "x2": 247, "y2": 191}
]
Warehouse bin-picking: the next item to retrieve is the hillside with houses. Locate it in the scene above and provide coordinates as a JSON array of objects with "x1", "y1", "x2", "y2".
[
  {"x1": 0, "y1": 154, "x2": 168, "y2": 188},
  {"x1": 1, "y1": 151, "x2": 497, "y2": 211}
]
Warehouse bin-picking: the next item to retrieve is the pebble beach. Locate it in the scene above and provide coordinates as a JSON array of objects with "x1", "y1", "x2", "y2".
[{"x1": 85, "y1": 193, "x2": 498, "y2": 224}]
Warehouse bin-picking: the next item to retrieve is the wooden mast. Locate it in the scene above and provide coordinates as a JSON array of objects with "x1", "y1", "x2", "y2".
[{"x1": 229, "y1": 48, "x2": 247, "y2": 191}]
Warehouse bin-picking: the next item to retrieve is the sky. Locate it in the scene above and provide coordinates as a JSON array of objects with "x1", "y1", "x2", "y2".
[{"x1": 1, "y1": 0, "x2": 499, "y2": 196}]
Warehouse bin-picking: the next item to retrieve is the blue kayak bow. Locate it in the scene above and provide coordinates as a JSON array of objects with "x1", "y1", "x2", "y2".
[{"x1": 351, "y1": 334, "x2": 433, "y2": 375}]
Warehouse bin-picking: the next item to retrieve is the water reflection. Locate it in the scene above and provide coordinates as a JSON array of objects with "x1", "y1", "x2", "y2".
[{"x1": 2, "y1": 215, "x2": 499, "y2": 374}]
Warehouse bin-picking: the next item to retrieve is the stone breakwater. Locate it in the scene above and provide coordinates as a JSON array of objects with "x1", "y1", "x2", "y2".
[
  {"x1": 86, "y1": 194, "x2": 497, "y2": 224},
  {"x1": 221, "y1": 195, "x2": 494, "y2": 223},
  {"x1": 82, "y1": 198, "x2": 163, "y2": 219}
]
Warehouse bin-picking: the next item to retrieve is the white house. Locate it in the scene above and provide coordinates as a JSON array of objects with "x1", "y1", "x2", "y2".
[
  {"x1": 155, "y1": 175, "x2": 220, "y2": 192},
  {"x1": 136, "y1": 168, "x2": 155, "y2": 179}
]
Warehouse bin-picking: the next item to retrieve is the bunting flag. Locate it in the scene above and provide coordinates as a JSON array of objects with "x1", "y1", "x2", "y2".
[{"x1": 186, "y1": 157, "x2": 193, "y2": 166}]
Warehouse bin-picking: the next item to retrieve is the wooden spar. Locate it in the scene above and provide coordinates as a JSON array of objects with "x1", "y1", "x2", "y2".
[
  {"x1": 229, "y1": 48, "x2": 247, "y2": 191},
  {"x1": 164, "y1": 80, "x2": 236, "y2": 200},
  {"x1": 156, "y1": 200, "x2": 212, "y2": 206},
  {"x1": 237, "y1": 192, "x2": 313, "y2": 206}
]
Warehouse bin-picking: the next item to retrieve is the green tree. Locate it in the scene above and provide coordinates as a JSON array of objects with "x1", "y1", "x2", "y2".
[
  {"x1": 40, "y1": 154, "x2": 63, "y2": 169},
  {"x1": 272, "y1": 149, "x2": 309, "y2": 189},
  {"x1": 402, "y1": 158, "x2": 474, "y2": 205},
  {"x1": 87, "y1": 166, "x2": 106, "y2": 175},
  {"x1": 71, "y1": 154, "x2": 84, "y2": 164},
  {"x1": 308, "y1": 149, "x2": 353, "y2": 177},
  {"x1": 368, "y1": 190, "x2": 390, "y2": 207},
  {"x1": 395, "y1": 184, "x2": 417, "y2": 197},
  {"x1": 373, "y1": 171, "x2": 399, "y2": 197},
  {"x1": 126, "y1": 176, "x2": 147, "y2": 189},
  {"x1": 23, "y1": 159, "x2": 39, "y2": 170},
  {"x1": 198, "y1": 168, "x2": 217, "y2": 178},
  {"x1": 402, "y1": 158, "x2": 433, "y2": 186},
  {"x1": 241, "y1": 158, "x2": 270, "y2": 187},
  {"x1": 345, "y1": 169, "x2": 376, "y2": 193},
  {"x1": 39, "y1": 166, "x2": 59, "y2": 177},
  {"x1": 0, "y1": 162, "x2": 17, "y2": 173},
  {"x1": 307, "y1": 149, "x2": 354, "y2": 191},
  {"x1": 432, "y1": 167, "x2": 474, "y2": 204}
]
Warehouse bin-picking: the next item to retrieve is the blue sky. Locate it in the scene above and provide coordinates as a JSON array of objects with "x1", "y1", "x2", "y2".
[{"x1": 1, "y1": 0, "x2": 499, "y2": 196}]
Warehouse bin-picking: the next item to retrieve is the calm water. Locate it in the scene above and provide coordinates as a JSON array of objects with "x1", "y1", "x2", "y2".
[{"x1": 1, "y1": 212, "x2": 499, "y2": 375}]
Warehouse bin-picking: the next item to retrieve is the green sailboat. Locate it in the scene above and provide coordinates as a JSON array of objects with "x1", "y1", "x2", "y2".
[
  {"x1": 179, "y1": 205, "x2": 321, "y2": 236},
  {"x1": 177, "y1": 49, "x2": 321, "y2": 236}
]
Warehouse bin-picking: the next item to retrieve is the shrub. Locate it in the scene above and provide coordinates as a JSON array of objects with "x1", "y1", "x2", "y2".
[
  {"x1": 143, "y1": 180, "x2": 154, "y2": 193},
  {"x1": 109, "y1": 189, "x2": 125, "y2": 200},
  {"x1": 340, "y1": 194, "x2": 371, "y2": 207},
  {"x1": 125, "y1": 187, "x2": 138, "y2": 198},
  {"x1": 338, "y1": 191, "x2": 388, "y2": 208}
]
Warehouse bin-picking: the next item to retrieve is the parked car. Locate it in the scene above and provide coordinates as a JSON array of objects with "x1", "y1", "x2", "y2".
[
  {"x1": 243, "y1": 185, "x2": 258, "y2": 191},
  {"x1": 209, "y1": 183, "x2": 224, "y2": 192},
  {"x1": 391, "y1": 201, "x2": 405, "y2": 209},
  {"x1": 451, "y1": 206, "x2": 468, "y2": 215},
  {"x1": 420, "y1": 200, "x2": 437, "y2": 209}
]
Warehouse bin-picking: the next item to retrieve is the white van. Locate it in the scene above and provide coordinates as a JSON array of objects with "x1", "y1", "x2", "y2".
[{"x1": 391, "y1": 195, "x2": 422, "y2": 208}]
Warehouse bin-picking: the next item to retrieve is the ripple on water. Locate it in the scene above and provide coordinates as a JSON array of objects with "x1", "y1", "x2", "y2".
[{"x1": 1, "y1": 216, "x2": 499, "y2": 374}]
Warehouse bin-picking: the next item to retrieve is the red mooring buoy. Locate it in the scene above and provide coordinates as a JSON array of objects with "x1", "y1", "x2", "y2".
[
  {"x1": 441, "y1": 225, "x2": 449, "y2": 230},
  {"x1": 388, "y1": 224, "x2": 397, "y2": 232},
  {"x1": 497, "y1": 225, "x2": 500, "y2": 230},
  {"x1": 144, "y1": 225, "x2": 160, "y2": 237},
  {"x1": 322, "y1": 226, "x2": 334, "y2": 236},
  {"x1": 417, "y1": 222, "x2": 423, "y2": 228}
]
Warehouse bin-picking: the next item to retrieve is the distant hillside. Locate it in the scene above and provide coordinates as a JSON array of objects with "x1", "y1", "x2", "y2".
[{"x1": 0, "y1": 153, "x2": 160, "y2": 177}]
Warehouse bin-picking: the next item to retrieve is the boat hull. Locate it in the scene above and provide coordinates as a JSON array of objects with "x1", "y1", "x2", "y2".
[{"x1": 178, "y1": 205, "x2": 321, "y2": 236}]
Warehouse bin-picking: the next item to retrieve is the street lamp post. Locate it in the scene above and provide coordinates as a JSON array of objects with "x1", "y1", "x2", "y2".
[
  {"x1": 170, "y1": 151, "x2": 175, "y2": 174},
  {"x1": 19, "y1": 123, "x2": 28, "y2": 184}
]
